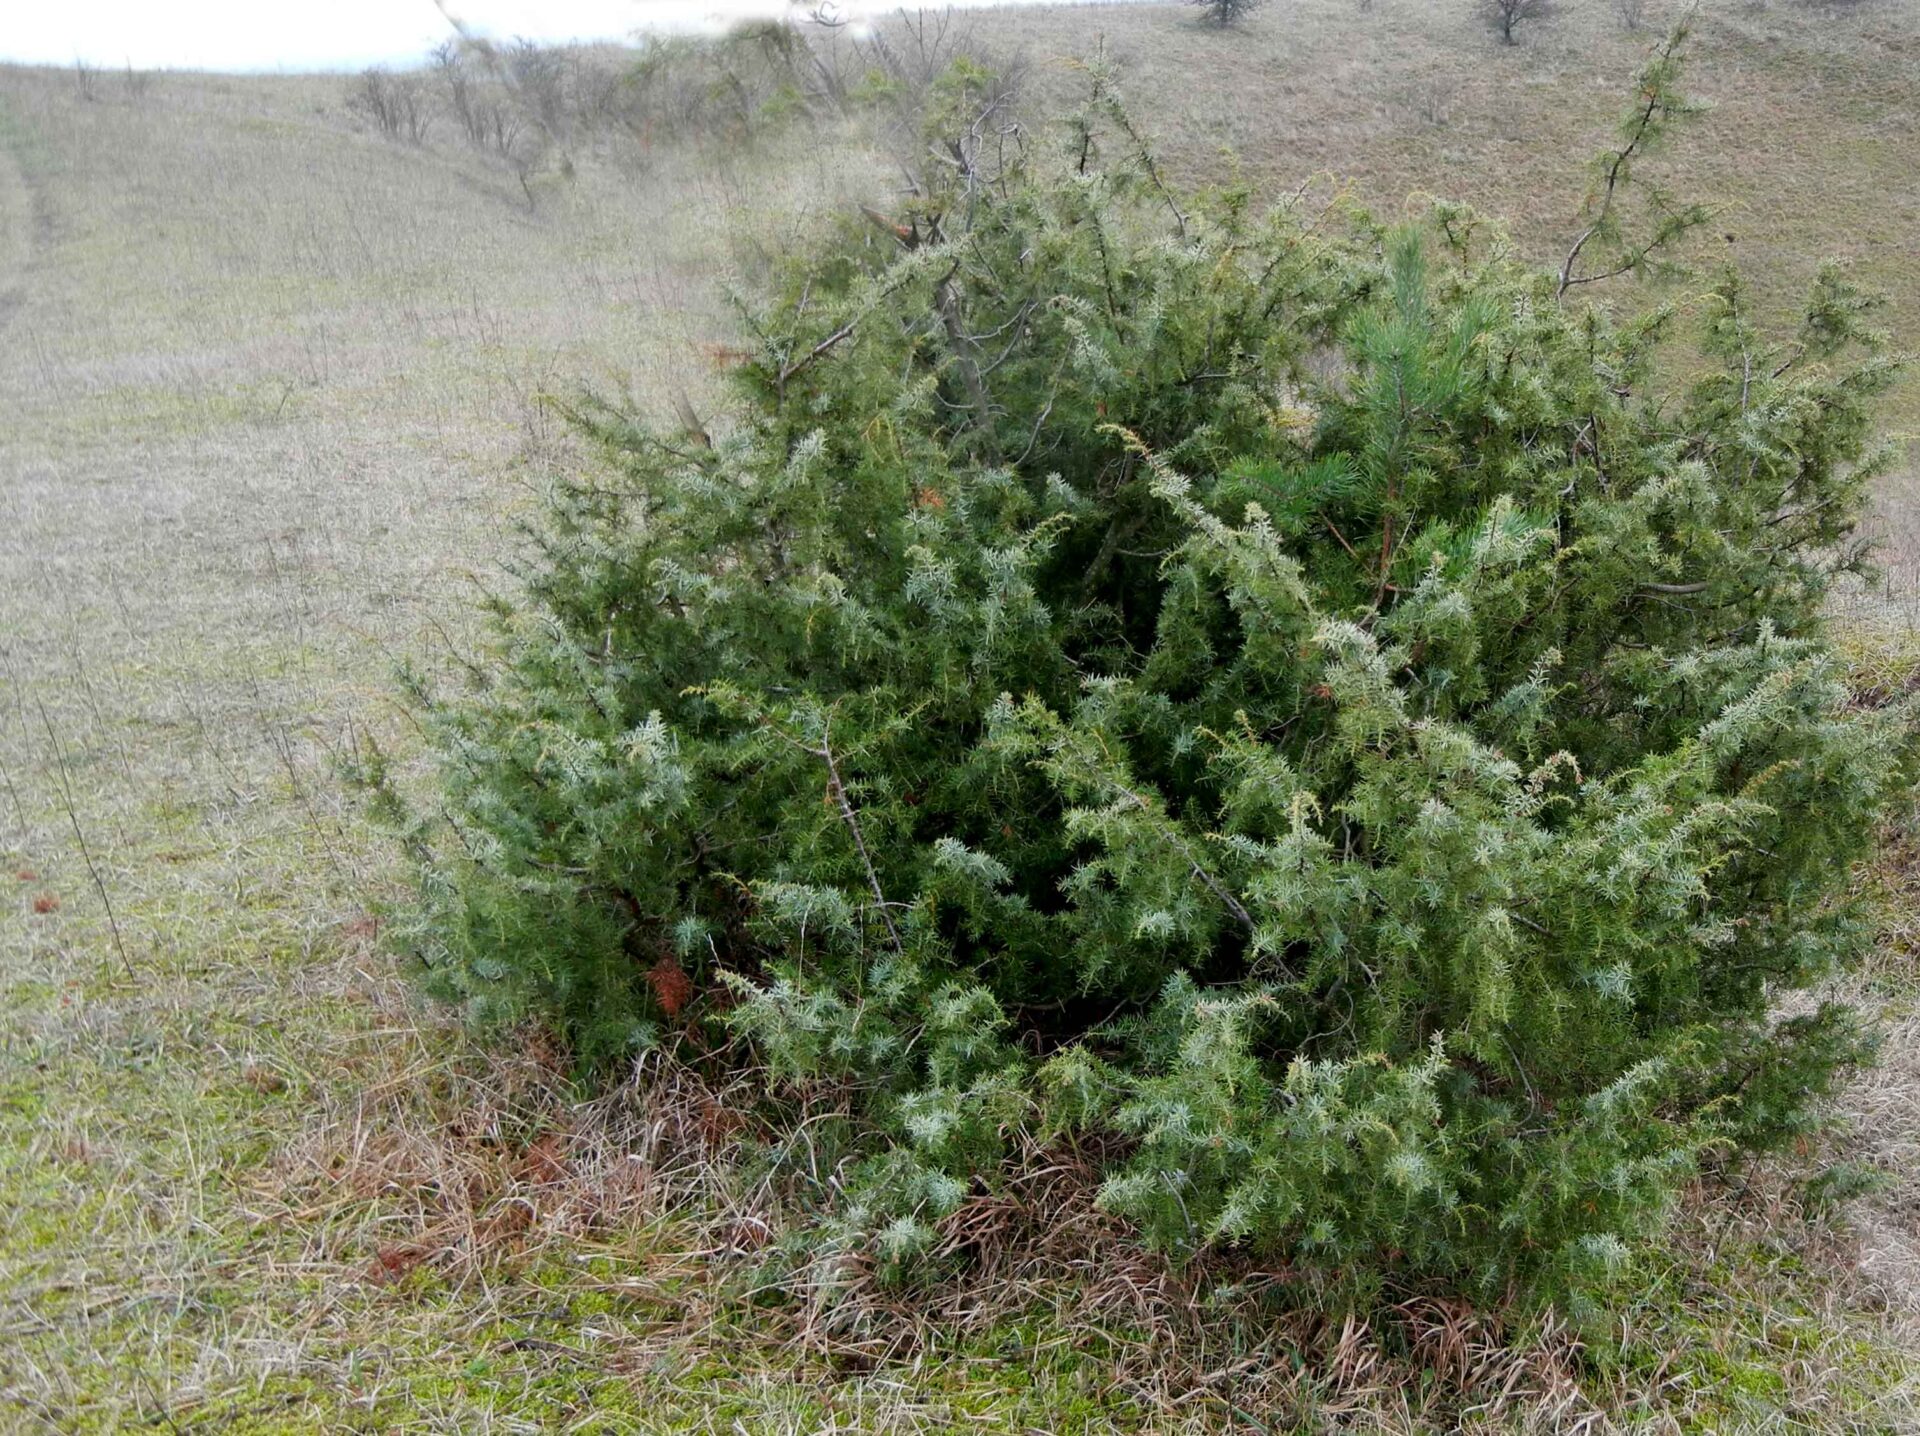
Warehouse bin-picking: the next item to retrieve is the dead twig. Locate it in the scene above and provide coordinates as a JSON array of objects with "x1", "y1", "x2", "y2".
[{"x1": 35, "y1": 695, "x2": 133, "y2": 979}]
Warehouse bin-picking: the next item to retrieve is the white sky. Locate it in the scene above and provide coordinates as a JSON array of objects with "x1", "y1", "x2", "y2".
[{"x1": 1, "y1": 0, "x2": 1072, "y2": 72}]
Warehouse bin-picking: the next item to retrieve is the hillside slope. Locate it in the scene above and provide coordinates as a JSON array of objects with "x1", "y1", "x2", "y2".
[{"x1": 3, "y1": 4, "x2": 1920, "y2": 1429}]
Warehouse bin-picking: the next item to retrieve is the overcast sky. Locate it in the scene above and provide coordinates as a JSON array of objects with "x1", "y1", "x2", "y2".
[{"x1": 3, "y1": 1, "x2": 1080, "y2": 72}]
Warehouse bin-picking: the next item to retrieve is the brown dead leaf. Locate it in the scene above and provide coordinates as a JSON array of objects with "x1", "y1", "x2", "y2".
[
  {"x1": 365, "y1": 1244, "x2": 427, "y2": 1285},
  {"x1": 646, "y1": 955, "x2": 694, "y2": 1018},
  {"x1": 518, "y1": 1131, "x2": 570, "y2": 1186}
]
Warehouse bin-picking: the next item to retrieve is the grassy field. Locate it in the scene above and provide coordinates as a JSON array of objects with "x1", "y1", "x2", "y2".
[{"x1": 4, "y1": 1, "x2": 1920, "y2": 1429}]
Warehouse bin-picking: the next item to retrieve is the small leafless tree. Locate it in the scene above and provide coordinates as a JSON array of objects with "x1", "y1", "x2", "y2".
[
  {"x1": 399, "y1": 78, "x2": 433, "y2": 144},
  {"x1": 1401, "y1": 74, "x2": 1458, "y2": 129},
  {"x1": 431, "y1": 41, "x2": 479, "y2": 144},
  {"x1": 1612, "y1": 0, "x2": 1649, "y2": 28},
  {"x1": 506, "y1": 133, "x2": 549, "y2": 212},
  {"x1": 73, "y1": 57, "x2": 98, "y2": 102},
  {"x1": 348, "y1": 69, "x2": 396, "y2": 136},
  {"x1": 1488, "y1": 0, "x2": 1549, "y2": 44},
  {"x1": 860, "y1": 8, "x2": 970, "y2": 94},
  {"x1": 480, "y1": 101, "x2": 526, "y2": 158},
  {"x1": 123, "y1": 62, "x2": 154, "y2": 102},
  {"x1": 503, "y1": 39, "x2": 572, "y2": 143},
  {"x1": 1188, "y1": 0, "x2": 1266, "y2": 24},
  {"x1": 844, "y1": 8, "x2": 1029, "y2": 189},
  {"x1": 348, "y1": 67, "x2": 431, "y2": 143},
  {"x1": 431, "y1": 39, "x2": 532, "y2": 158}
]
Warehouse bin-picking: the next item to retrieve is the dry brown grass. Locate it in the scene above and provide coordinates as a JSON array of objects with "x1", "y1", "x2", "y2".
[
  {"x1": 230, "y1": 979, "x2": 1620, "y2": 1432},
  {"x1": 213, "y1": 981, "x2": 1920, "y2": 1430},
  {"x1": 1838, "y1": 811, "x2": 1920, "y2": 1312}
]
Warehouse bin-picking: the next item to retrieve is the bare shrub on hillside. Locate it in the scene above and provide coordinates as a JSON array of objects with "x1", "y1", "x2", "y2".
[
  {"x1": 72, "y1": 58, "x2": 98, "y2": 102},
  {"x1": 1399, "y1": 74, "x2": 1459, "y2": 129},
  {"x1": 574, "y1": 14, "x2": 1024, "y2": 157},
  {"x1": 787, "y1": 4, "x2": 861, "y2": 111},
  {"x1": 838, "y1": 9, "x2": 1029, "y2": 192},
  {"x1": 1188, "y1": 0, "x2": 1267, "y2": 24},
  {"x1": 595, "y1": 39, "x2": 701, "y2": 145},
  {"x1": 714, "y1": 25, "x2": 809, "y2": 135},
  {"x1": 507, "y1": 133, "x2": 551, "y2": 212},
  {"x1": 1614, "y1": 0, "x2": 1650, "y2": 29},
  {"x1": 591, "y1": 29, "x2": 819, "y2": 146},
  {"x1": 348, "y1": 67, "x2": 432, "y2": 143},
  {"x1": 479, "y1": 101, "x2": 527, "y2": 160},
  {"x1": 123, "y1": 62, "x2": 154, "y2": 102},
  {"x1": 870, "y1": 7, "x2": 1027, "y2": 107},
  {"x1": 503, "y1": 38, "x2": 576, "y2": 143},
  {"x1": 1488, "y1": 0, "x2": 1550, "y2": 43},
  {"x1": 420, "y1": 37, "x2": 583, "y2": 209},
  {"x1": 432, "y1": 40, "x2": 526, "y2": 158},
  {"x1": 431, "y1": 40, "x2": 481, "y2": 144}
]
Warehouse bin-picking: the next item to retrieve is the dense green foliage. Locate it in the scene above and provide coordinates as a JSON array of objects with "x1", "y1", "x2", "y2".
[{"x1": 368, "y1": 48, "x2": 1915, "y2": 1308}]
